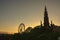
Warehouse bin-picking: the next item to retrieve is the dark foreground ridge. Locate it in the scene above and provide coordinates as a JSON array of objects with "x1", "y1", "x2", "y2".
[
  {"x1": 0, "y1": 26, "x2": 60, "y2": 40},
  {"x1": 0, "y1": 6, "x2": 60, "y2": 40}
]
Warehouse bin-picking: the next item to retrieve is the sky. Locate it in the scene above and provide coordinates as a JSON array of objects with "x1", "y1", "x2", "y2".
[{"x1": 0, "y1": 0, "x2": 60, "y2": 33}]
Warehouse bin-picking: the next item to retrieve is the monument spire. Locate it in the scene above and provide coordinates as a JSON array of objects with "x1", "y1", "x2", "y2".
[
  {"x1": 44, "y1": 5, "x2": 49, "y2": 29},
  {"x1": 41, "y1": 21, "x2": 42, "y2": 27}
]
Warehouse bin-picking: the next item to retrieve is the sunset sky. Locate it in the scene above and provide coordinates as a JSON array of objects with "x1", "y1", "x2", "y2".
[{"x1": 0, "y1": 0, "x2": 60, "y2": 33}]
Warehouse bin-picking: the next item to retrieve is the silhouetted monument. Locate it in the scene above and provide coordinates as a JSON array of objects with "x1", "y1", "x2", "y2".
[{"x1": 44, "y1": 6, "x2": 50, "y2": 30}]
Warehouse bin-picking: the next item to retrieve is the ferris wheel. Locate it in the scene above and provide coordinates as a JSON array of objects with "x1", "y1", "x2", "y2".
[{"x1": 18, "y1": 23, "x2": 25, "y2": 33}]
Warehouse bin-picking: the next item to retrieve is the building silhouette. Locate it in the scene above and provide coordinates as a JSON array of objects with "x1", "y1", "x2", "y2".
[
  {"x1": 44, "y1": 6, "x2": 49, "y2": 27},
  {"x1": 43, "y1": 6, "x2": 51, "y2": 31}
]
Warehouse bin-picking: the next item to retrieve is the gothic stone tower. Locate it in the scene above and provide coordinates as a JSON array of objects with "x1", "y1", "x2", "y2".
[{"x1": 44, "y1": 6, "x2": 50, "y2": 30}]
